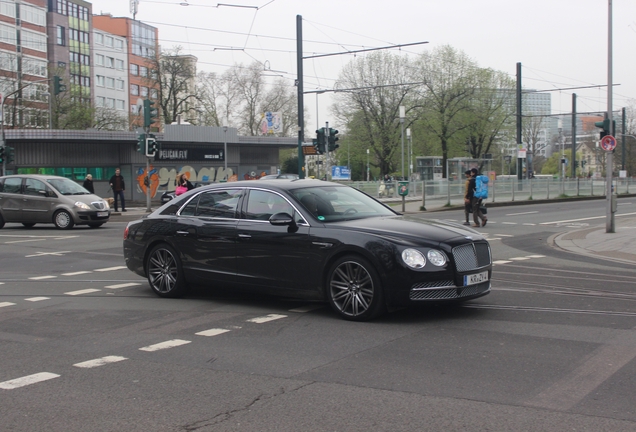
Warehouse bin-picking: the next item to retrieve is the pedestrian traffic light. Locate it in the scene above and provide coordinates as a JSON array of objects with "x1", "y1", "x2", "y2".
[
  {"x1": 594, "y1": 118, "x2": 615, "y2": 140},
  {"x1": 136, "y1": 133, "x2": 146, "y2": 153},
  {"x1": 53, "y1": 75, "x2": 67, "y2": 95},
  {"x1": 315, "y1": 128, "x2": 326, "y2": 154},
  {"x1": 328, "y1": 128, "x2": 339, "y2": 152},
  {"x1": 5, "y1": 146, "x2": 14, "y2": 164},
  {"x1": 145, "y1": 135, "x2": 159, "y2": 157},
  {"x1": 143, "y1": 99, "x2": 158, "y2": 128}
]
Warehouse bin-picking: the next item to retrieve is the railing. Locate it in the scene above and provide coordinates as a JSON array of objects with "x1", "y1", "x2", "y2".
[{"x1": 345, "y1": 177, "x2": 635, "y2": 207}]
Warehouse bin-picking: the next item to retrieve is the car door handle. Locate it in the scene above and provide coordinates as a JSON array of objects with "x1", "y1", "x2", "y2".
[
  {"x1": 238, "y1": 234, "x2": 251, "y2": 239},
  {"x1": 176, "y1": 230, "x2": 190, "y2": 236}
]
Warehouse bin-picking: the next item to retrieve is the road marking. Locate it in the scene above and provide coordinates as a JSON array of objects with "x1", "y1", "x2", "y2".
[
  {"x1": 502, "y1": 222, "x2": 517, "y2": 225},
  {"x1": 139, "y1": 339, "x2": 191, "y2": 352},
  {"x1": 494, "y1": 234, "x2": 514, "y2": 237},
  {"x1": 526, "y1": 255, "x2": 546, "y2": 258},
  {"x1": 506, "y1": 211, "x2": 539, "y2": 216},
  {"x1": 195, "y1": 328, "x2": 231, "y2": 337},
  {"x1": 62, "y1": 271, "x2": 92, "y2": 276},
  {"x1": 65, "y1": 289, "x2": 100, "y2": 296},
  {"x1": 540, "y1": 211, "x2": 636, "y2": 225},
  {"x1": 104, "y1": 283, "x2": 141, "y2": 289},
  {"x1": 94, "y1": 266, "x2": 127, "y2": 272},
  {"x1": 0, "y1": 302, "x2": 16, "y2": 308},
  {"x1": 25, "y1": 297, "x2": 50, "y2": 302},
  {"x1": 289, "y1": 305, "x2": 326, "y2": 313},
  {"x1": 509, "y1": 257, "x2": 531, "y2": 261},
  {"x1": 25, "y1": 251, "x2": 71, "y2": 258},
  {"x1": 6, "y1": 239, "x2": 45, "y2": 244},
  {"x1": 246, "y1": 314, "x2": 287, "y2": 323},
  {"x1": 73, "y1": 356, "x2": 128, "y2": 369},
  {"x1": 29, "y1": 275, "x2": 57, "y2": 280},
  {"x1": 0, "y1": 372, "x2": 60, "y2": 390},
  {"x1": 522, "y1": 223, "x2": 536, "y2": 226},
  {"x1": 493, "y1": 260, "x2": 512, "y2": 265}
]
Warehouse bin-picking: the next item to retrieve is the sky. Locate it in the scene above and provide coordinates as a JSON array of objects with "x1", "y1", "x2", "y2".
[{"x1": 88, "y1": 0, "x2": 636, "y2": 128}]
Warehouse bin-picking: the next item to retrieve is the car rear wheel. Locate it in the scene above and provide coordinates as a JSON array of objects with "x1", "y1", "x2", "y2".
[
  {"x1": 327, "y1": 255, "x2": 386, "y2": 321},
  {"x1": 22, "y1": 223, "x2": 36, "y2": 228},
  {"x1": 146, "y1": 244, "x2": 187, "y2": 298},
  {"x1": 53, "y1": 210, "x2": 74, "y2": 229}
]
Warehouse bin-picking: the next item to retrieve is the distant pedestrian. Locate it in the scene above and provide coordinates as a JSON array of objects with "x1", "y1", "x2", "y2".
[
  {"x1": 109, "y1": 168, "x2": 126, "y2": 212},
  {"x1": 468, "y1": 168, "x2": 487, "y2": 227},
  {"x1": 462, "y1": 170, "x2": 471, "y2": 225},
  {"x1": 83, "y1": 174, "x2": 94, "y2": 194}
]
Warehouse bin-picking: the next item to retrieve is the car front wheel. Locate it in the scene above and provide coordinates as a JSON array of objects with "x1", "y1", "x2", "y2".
[
  {"x1": 327, "y1": 255, "x2": 386, "y2": 321},
  {"x1": 146, "y1": 244, "x2": 187, "y2": 298},
  {"x1": 53, "y1": 210, "x2": 74, "y2": 229}
]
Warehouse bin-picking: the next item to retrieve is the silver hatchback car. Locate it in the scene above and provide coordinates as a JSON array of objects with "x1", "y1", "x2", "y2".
[{"x1": 0, "y1": 174, "x2": 111, "y2": 229}]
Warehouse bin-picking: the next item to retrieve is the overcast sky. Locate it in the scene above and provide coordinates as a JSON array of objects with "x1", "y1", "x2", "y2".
[{"x1": 90, "y1": 0, "x2": 636, "y2": 126}]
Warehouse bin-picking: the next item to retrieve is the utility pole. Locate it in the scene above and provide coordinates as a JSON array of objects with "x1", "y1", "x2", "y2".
[{"x1": 606, "y1": 0, "x2": 615, "y2": 233}]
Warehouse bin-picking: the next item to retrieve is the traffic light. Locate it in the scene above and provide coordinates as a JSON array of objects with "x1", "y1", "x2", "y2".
[
  {"x1": 53, "y1": 76, "x2": 67, "y2": 95},
  {"x1": 143, "y1": 99, "x2": 158, "y2": 128},
  {"x1": 328, "y1": 128, "x2": 339, "y2": 152},
  {"x1": 574, "y1": 161, "x2": 579, "y2": 168},
  {"x1": 136, "y1": 133, "x2": 146, "y2": 153},
  {"x1": 0, "y1": 146, "x2": 4, "y2": 163},
  {"x1": 312, "y1": 138, "x2": 324, "y2": 154},
  {"x1": 5, "y1": 146, "x2": 14, "y2": 164},
  {"x1": 315, "y1": 128, "x2": 326, "y2": 154},
  {"x1": 145, "y1": 135, "x2": 159, "y2": 157},
  {"x1": 594, "y1": 118, "x2": 615, "y2": 139}
]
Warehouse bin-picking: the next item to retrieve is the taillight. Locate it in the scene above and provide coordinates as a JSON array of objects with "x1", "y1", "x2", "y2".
[{"x1": 123, "y1": 226, "x2": 129, "y2": 239}]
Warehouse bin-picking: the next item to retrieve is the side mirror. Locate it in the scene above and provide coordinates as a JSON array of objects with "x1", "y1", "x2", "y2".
[{"x1": 269, "y1": 212, "x2": 294, "y2": 226}]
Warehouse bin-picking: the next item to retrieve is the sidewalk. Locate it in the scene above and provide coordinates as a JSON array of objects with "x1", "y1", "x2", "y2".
[{"x1": 109, "y1": 195, "x2": 636, "y2": 266}]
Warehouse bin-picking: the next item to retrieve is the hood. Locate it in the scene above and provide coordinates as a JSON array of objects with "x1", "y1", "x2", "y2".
[{"x1": 331, "y1": 215, "x2": 484, "y2": 245}]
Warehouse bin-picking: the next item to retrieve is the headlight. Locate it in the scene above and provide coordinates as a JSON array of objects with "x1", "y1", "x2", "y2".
[
  {"x1": 102, "y1": 200, "x2": 110, "y2": 209},
  {"x1": 74, "y1": 201, "x2": 91, "y2": 210},
  {"x1": 402, "y1": 248, "x2": 426, "y2": 269},
  {"x1": 427, "y1": 249, "x2": 447, "y2": 267}
]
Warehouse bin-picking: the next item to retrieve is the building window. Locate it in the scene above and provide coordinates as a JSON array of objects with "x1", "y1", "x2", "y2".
[
  {"x1": 0, "y1": 2, "x2": 16, "y2": 18},
  {"x1": 116, "y1": 79, "x2": 125, "y2": 91},
  {"x1": 94, "y1": 33, "x2": 103, "y2": 45},
  {"x1": 95, "y1": 54, "x2": 104, "y2": 66},
  {"x1": 21, "y1": 30, "x2": 47, "y2": 52},
  {"x1": 56, "y1": 26, "x2": 66, "y2": 46},
  {"x1": 96, "y1": 96, "x2": 105, "y2": 107},
  {"x1": 140, "y1": 86, "x2": 149, "y2": 97},
  {"x1": 0, "y1": 23, "x2": 17, "y2": 46},
  {"x1": 150, "y1": 89, "x2": 158, "y2": 99},
  {"x1": 115, "y1": 39, "x2": 124, "y2": 50},
  {"x1": 116, "y1": 59, "x2": 124, "y2": 70},
  {"x1": 130, "y1": 64, "x2": 138, "y2": 75},
  {"x1": 21, "y1": 4, "x2": 46, "y2": 27},
  {"x1": 131, "y1": 84, "x2": 139, "y2": 96},
  {"x1": 116, "y1": 100, "x2": 125, "y2": 111},
  {"x1": 106, "y1": 77, "x2": 115, "y2": 89},
  {"x1": 139, "y1": 66, "x2": 148, "y2": 77},
  {"x1": 96, "y1": 75, "x2": 105, "y2": 87},
  {"x1": 105, "y1": 57, "x2": 114, "y2": 68}
]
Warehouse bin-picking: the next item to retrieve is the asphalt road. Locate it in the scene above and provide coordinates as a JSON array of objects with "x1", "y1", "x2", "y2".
[{"x1": 1, "y1": 201, "x2": 635, "y2": 431}]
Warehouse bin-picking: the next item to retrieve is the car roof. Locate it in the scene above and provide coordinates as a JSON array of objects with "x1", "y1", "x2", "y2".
[
  {"x1": 199, "y1": 178, "x2": 337, "y2": 192},
  {"x1": 0, "y1": 174, "x2": 70, "y2": 180}
]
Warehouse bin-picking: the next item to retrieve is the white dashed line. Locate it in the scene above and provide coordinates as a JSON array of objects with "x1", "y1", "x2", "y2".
[
  {"x1": 195, "y1": 328, "x2": 231, "y2": 337},
  {"x1": 0, "y1": 302, "x2": 16, "y2": 308},
  {"x1": 94, "y1": 266, "x2": 127, "y2": 272},
  {"x1": 62, "y1": 271, "x2": 92, "y2": 276},
  {"x1": 493, "y1": 260, "x2": 512, "y2": 265},
  {"x1": 104, "y1": 283, "x2": 141, "y2": 289},
  {"x1": 139, "y1": 339, "x2": 191, "y2": 352},
  {"x1": 65, "y1": 289, "x2": 101, "y2": 296},
  {"x1": 28, "y1": 275, "x2": 57, "y2": 280},
  {"x1": 6, "y1": 239, "x2": 45, "y2": 244},
  {"x1": 246, "y1": 314, "x2": 287, "y2": 323},
  {"x1": 526, "y1": 255, "x2": 546, "y2": 258},
  {"x1": 522, "y1": 223, "x2": 536, "y2": 226},
  {"x1": 0, "y1": 372, "x2": 60, "y2": 390},
  {"x1": 73, "y1": 356, "x2": 128, "y2": 368},
  {"x1": 25, "y1": 297, "x2": 50, "y2": 302},
  {"x1": 509, "y1": 257, "x2": 531, "y2": 261}
]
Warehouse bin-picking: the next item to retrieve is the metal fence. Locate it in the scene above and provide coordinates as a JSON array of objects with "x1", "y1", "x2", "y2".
[{"x1": 347, "y1": 178, "x2": 636, "y2": 207}]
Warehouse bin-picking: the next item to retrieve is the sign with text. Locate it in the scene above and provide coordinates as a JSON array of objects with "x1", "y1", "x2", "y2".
[
  {"x1": 155, "y1": 148, "x2": 224, "y2": 161},
  {"x1": 331, "y1": 166, "x2": 350, "y2": 180}
]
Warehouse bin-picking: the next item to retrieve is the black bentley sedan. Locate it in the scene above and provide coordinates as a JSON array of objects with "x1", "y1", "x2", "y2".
[{"x1": 123, "y1": 179, "x2": 491, "y2": 321}]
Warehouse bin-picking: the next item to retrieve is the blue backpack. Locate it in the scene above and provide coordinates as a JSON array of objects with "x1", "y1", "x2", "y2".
[{"x1": 474, "y1": 175, "x2": 489, "y2": 199}]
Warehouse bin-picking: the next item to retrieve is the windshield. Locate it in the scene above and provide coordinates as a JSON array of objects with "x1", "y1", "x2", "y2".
[
  {"x1": 46, "y1": 178, "x2": 91, "y2": 195},
  {"x1": 291, "y1": 185, "x2": 396, "y2": 222}
]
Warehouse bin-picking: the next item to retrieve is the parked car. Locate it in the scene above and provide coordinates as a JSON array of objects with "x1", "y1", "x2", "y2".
[
  {"x1": 258, "y1": 173, "x2": 299, "y2": 180},
  {"x1": 0, "y1": 174, "x2": 111, "y2": 229},
  {"x1": 123, "y1": 179, "x2": 491, "y2": 321}
]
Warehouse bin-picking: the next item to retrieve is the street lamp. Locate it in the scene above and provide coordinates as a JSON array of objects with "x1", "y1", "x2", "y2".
[
  {"x1": 399, "y1": 106, "x2": 405, "y2": 180},
  {"x1": 406, "y1": 127, "x2": 411, "y2": 180}
]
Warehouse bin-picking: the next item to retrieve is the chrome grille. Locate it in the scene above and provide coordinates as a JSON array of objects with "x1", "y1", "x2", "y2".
[
  {"x1": 452, "y1": 242, "x2": 491, "y2": 272},
  {"x1": 92, "y1": 201, "x2": 106, "y2": 210},
  {"x1": 410, "y1": 281, "x2": 490, "y2": 300}
]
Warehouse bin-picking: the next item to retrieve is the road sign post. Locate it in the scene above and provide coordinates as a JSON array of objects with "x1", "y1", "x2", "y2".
[{"x1": 600, "y1": 135, "x2": 616, "y2": 152}]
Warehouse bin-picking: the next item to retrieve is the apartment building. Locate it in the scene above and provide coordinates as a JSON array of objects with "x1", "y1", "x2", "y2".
[
  {"x1": 0, "y1": 0, "x2": 49, "y2": 128},
  {"x1": 93, "y1": 14, "x2": 159, "y2": 130},
  {"x1": 47, "y1": 0, "x2": 93, "y2": 107},
  {"x1": 92, "y1": 28, "x2": 128, "y2": 127}
]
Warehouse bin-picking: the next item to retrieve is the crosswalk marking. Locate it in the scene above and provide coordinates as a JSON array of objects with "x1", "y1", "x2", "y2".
[
  {"x1": 25, "y1": 297, "x2": 50, "y2": 302},
  {"x1": 6, "y1": 239, "x2": 45, "y2": 244},
  {"x1": 62, "y1": 271, "x2": 92, "y2": 276},
  {"x1": 104, "y1": 283, "x2": 141, "y2": 289},
  {"x1": 94, "y1": 266, "x2": 127, "y2": 272},
  {"x1": 139, "y1": 339, "x2": 191, "y2": 352},
  {"x1": 65, "y1": 289, "x2": 100, "y2": 296},
  {"x1": 0, "y1": 372, "x2": 60, "y2": 390},
  {"x1": 73, "y1": 356, "x2": 128, "y2": 369},
  {"x1": 196, "y1": 328, "x2": 231, "y2": 337},
  {"x1": 0, "y1": 302, "x2": 16, "y2": 308},
  {"x1": 246, "y1": 314, "x2": 287, "y2": 323},
  {"x1": 29, "y1": 275, "x2": 57, "y2": 280},
  {"x1": 493, "y1": 260, "x2": 512, "y2": 265}
]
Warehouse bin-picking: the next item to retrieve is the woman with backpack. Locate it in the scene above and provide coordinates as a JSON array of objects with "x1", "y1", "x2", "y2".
[{"x1": 466, "y1": 168, "x2": 488, "y2": 227}]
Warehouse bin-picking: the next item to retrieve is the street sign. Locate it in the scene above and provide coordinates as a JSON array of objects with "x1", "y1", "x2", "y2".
[
  {"x1": 600, "y1": 135, "x2": 616, "y2": 151},
  {"x1": 302, "y1": 144, "x2": 317, "y2": 155}
]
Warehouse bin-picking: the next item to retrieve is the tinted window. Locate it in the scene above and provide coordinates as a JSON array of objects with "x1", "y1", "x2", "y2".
[
  {"x1": 3, "y1": 178, "x2": 22, "y2": 194},
  {"x1": 24, "y1": 178, "x2": 49, "y2": 196},
  {"x1": 179, "y1": 189, "x2": 241, "y2": 219},
  {"x1": 245, "y1": 190, "x2": 294, "y2": 221}
]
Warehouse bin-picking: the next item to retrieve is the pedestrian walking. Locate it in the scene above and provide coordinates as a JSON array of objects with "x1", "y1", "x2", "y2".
[
  {"x1": 467, "y1": 168, "x2": 487, "y2": 227},
  {"x1": 462, "y1": 170, "x2": 472, "y2": 225},
  {"x1": 83, "y1": 174, "x2": 94, "y2": 194},
  {"x1": 109, "y1": 168, "x2": 126, "y2": 212}
]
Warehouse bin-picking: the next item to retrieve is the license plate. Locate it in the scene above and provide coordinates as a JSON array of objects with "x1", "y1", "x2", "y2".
[
  {"x1": 464, "y1": 271, "x2": 488, "y2": 286},
  {"x1": 97, "y1": 211, "x2": 108, "y2": 217}
]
